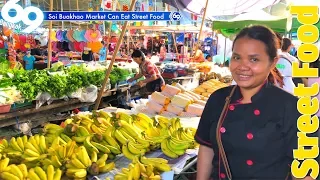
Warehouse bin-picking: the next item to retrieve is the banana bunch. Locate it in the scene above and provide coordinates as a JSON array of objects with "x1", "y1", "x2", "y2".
[
  {"x1": 0, "y1": 159, "x2": 29, "y2": 180},
  {"x1": 0, "y1": 139, "x2": 8, "y2": 154},
  {"x1": 5, "y1": 136, "x2": 28, "y2": 158},
  {"x1": 115, "y1": 156, "x2": 171, "y2": 180},
  {"x1": 28, "y1": 165, "x2": 62, "y2": 180},
  {"x1": 22, "y1": 135, "x2": 48, "y2": 162},
  {"x1": 43, "y1": 123, "x2": 64, "y2": 136},
  {"x1": 65, "y1": 146, "x2": 91, "y2": 179},
  {"x1": 116, "y1": 111, "x2": 133, "y2": 124},
  {"x1": 87, "y1": 153, "x2": 115, "y2": 175},
  {"x1": 132, "y1": 113, "x2": 154, "y2": 131},
  {"x1": 161, "y1": 126, "x2": 198, "y2": 159},
  {"x1": 155, "y1": 115, "x2": 170, "y2": 129}
]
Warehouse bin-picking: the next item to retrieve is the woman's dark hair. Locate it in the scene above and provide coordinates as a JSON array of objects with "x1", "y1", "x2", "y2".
[
  {"x1": 281, "y1": 38, "x2": 292, "y2": 51},
  {"x1": 275, "y1": 32, "x2": 283, "y2": 48},
  {"x1": 131, "y1": 49, "x2": 145, "y2": 61},
  {"x1": 232, "y1": 25, "x2": 284, "y2": 87},
  {"x1": 206, "y1": 55, "x2": 211, "y2": 59}
]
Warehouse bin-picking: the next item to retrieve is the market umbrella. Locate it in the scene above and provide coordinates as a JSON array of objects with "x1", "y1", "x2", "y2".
[
  {"x1": 213, "y1": 10, "x2": 288, "y2": 33},
  {"x1": 163, "y1": 0, "x2": 280, "y2": 18}
]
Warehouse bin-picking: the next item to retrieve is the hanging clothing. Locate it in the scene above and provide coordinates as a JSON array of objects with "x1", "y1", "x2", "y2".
[
  {"x1": 23, "y1": 55, "x2": 36, "y2": 70},
  {"x1": 99, "y1": 46, "x2": 107, "y2": 61}
]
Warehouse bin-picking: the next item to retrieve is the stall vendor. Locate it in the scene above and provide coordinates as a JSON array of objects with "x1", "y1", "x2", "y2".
[
  {"x1": 128, "y1": 49, "x2": 165, "y2": 92},
  {"x1": 191, "y1": 44, "x2": 205, "y2": 63}
]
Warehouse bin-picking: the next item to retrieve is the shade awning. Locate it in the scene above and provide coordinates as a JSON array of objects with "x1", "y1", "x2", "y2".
[{"x1": 163, "y1": 0, "x2": 280, "y2": 18}]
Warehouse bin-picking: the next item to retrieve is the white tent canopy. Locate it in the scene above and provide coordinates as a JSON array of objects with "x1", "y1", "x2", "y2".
[{"x1": 164, "y1": 0, "x2": 281, "y2": 19}]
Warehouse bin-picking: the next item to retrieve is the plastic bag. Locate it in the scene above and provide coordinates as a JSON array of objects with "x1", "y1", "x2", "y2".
[
  {"x1": 36, "y1": 92, "x2": 68, "y2": 109},
  {"x1": 78, "y1": 85, "x2": 98, "y2": 102}
]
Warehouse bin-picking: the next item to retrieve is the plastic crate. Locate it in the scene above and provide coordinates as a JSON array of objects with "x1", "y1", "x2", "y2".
[
  {"x1": 0, "y1": 104, "x2": 11, "y2": 114},
  {"x1": 11, "y1": 102, "x2": 32, "y2": 109}
]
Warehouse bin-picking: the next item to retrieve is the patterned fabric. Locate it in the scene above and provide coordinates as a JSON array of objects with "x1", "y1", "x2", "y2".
[{"x1": 139, "y1": 60, "x2": 160, "y2": 79}]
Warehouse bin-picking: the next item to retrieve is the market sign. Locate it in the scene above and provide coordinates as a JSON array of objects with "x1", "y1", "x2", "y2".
[{"x1": 1, "y1": 0, "x2": 182, "y2": 34}]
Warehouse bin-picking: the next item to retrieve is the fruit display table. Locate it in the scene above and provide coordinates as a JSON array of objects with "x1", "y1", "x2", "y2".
[
  {"x1": 0, "y1": 86, "x2": 131, "y2": 128},
  {"x1": 93, "y1": 149, "x2": 198, "y2": 180}
]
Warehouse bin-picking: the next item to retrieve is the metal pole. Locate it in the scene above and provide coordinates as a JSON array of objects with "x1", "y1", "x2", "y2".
[
  {"x1": 47, "y1": 0, "x2": 53, "y2": 68},
  {"x1": 61, "y1": 0, "x2": 64, "y2": 29}
]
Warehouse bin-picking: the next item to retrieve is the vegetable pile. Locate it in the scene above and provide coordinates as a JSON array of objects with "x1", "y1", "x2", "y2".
[{"x1": 0, "y1": 64, "x2": 131, "y2": 102}]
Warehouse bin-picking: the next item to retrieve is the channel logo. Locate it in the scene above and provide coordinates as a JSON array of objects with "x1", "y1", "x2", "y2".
[
  {"x1": 170, "y1": 12, "x2": 181, "y2": 21},
  {"x1": 1, "y1": 0, "x2": 44, "y2": 33}
]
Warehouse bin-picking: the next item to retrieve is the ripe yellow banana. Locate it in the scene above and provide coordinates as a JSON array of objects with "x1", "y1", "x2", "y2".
[
  {"x1": 39, "y1": 135, "x2": 47, "y2": 154},
  {"x1": 119, "y1": 128, "x2": 136, "y2": 142},
  {"x1": 66, "y1": 141, "x2": 77, "y2": 158},
  {"x1": 16, "y1": 137, "x2": 24, "y2": 151},
  {"x1": 66, "y1": 168, "x2": 87, "y2": 178},
  {"x1": 114, "y1": 173, "x2": 128, "y2": 180},
  {"x1": 47, "y1": 165, "x2": 55, "y2": 180},
  {"x1": 116, "y1": 112, "x2": 133, "y2": 123},
  {"x1": 141, "y1": 156, "x2": 171, "y2": 172},
  {"x1": 103, "y1": 133, "x2": 121, "y2": 150},
  {"x1": 96, "y1": 154, "x2": 108, "y2": 167},
  {"x1": 132, "y1": 163, "x2": 141, "y2": 180},
  {"x1": 0, "y1": 171, "x2": 20, "y2": 180},
  {"x1": 160, "y1": 139, "x2": 179, "y2": 159},
  {"x1": 99, "y1": 162, "x2": 115, "y2": 173},
  {"x1": 91, "y1": 124, "x2": 103, "y2": 134},
  {"x1": 24, "y1": 149, "x2": 40, "y2": 157},
  {"x1": 28, "y1": 168, "x2": 41, "y2": 180},
  {"x1": 168, "y1": 138, "x2": 189, "y2": 150},
  {"x1": 145, "y1": 157, "x2": 168, "y2": 164},
  {"x1": 136, "y1": 113, "x2": 153, "y2": 125},
  {"x1": 122, "y1": 143, "x2": 137, "y2": 160},
  {"x1": 91, "y1": 151, "x2": 98, "y2": 162},
  {"x1": 114, "y1": 129, "x2": 127, "y2": 145},
  {"x1": 29, "y1": 136, "x2": 42, "y2": 153},
  {"x1": 118, "y1": 120, "x2": 139, "y2": 138},
  {"x1": 17, "y1": 164, "x2": 28, "y2": 178},
  {"x1": 77, "y1": 146, "x2": 91, "y2": 167},
  {"x1": 10, "y1": 137, "x2": 23, "y2": 152},
  {"x1": 71, "y1": 158, "x2": 86, "y2": 169},
  {"x1": 122, "y1": 168, "x2": 130, "y2": 174},
  {"x1": 127, "y1": 141, "x2": 146, "y2": 155},
  {"x1": 8, "y1": 164, "x2": 23, "y2": 180},
  {"x1": 128, "y1": 140, "x2": 149, "y2": 150},
  {"x1": 53, "y1": 169, "x2": 62, "y2": 180},
  {"x1": 51, "y1": 155, "x2": 62, "y2": 168},
  {"x1": 34, "y1": 166, "x2": 47, "y2": 180}
]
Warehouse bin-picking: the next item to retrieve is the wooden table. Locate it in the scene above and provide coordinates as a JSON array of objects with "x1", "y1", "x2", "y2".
[{"x1": 0, "y1": 87, "x2": 131, "y2": 128}]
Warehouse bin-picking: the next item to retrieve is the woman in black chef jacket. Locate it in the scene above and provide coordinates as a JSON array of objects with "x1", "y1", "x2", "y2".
[{"x1": 195, "y1": 25, "x2": 319, "y2": 180}]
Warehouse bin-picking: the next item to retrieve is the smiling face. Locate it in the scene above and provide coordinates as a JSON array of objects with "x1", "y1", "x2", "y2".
[{"x1": 230, "y1": 37, "x2": 278, "y2": 89}]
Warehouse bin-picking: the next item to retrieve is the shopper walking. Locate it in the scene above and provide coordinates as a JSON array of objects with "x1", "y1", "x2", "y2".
[{"x1": 195, "y1": 25, "x2": 318, "y2": 180}]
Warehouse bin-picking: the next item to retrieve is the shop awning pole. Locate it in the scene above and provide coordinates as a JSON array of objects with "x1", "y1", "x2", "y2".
[
  {"x1": 47, "y1": 0, "x2": 53, "y2": 68},
  {"x1": 192, "y1": 0, "x2": 209, "y2": 55},
  {"x1": 94, "y1": 0, "x2": 137, "y2": 110}
]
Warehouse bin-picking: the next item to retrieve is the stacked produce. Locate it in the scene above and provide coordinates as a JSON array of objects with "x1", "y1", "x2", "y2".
[
  {"x1": 115, "y1": 156, "x2": 171, "y2": 180},
  {"x1": 0, "y1": 110, "x2": 197, "y2": 179},
  {"x1": 0, "y1": 64, "x2": 130, "y2": 102},
  {"x1": 194, "y1": 79, "x2": 228, "y2": 99},
  {"x1": 146, "y1": 84, "x2": 207, "y2": 117}
]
